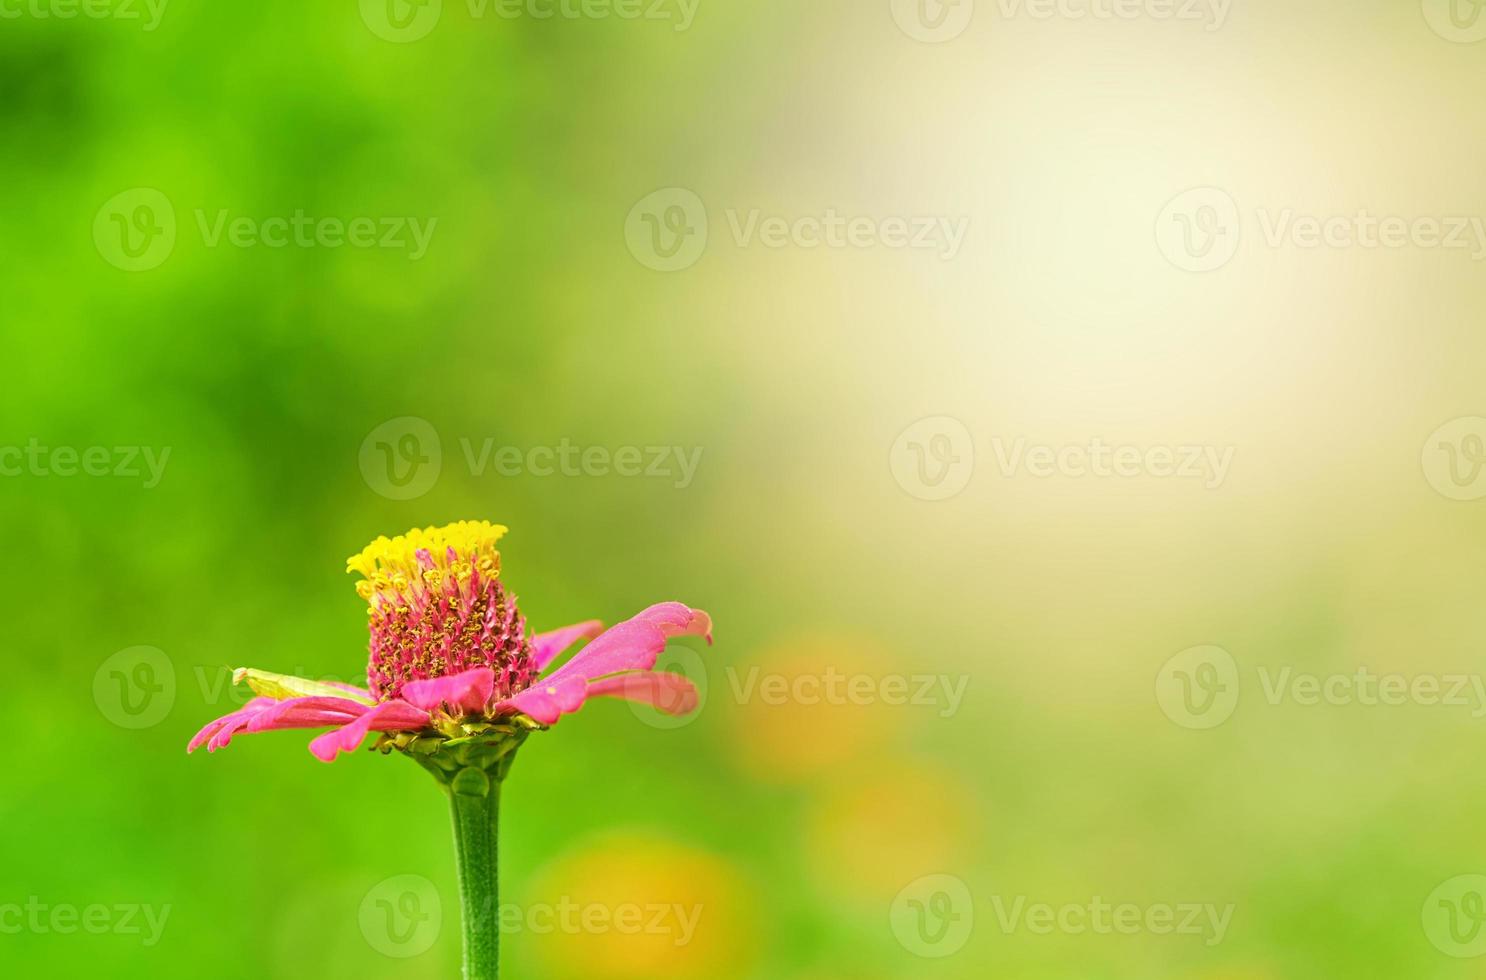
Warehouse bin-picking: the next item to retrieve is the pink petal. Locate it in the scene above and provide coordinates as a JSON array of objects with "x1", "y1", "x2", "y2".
[
  {"x1": 530, "y1": 620, "x2": 605, "y2": 671},
  {"x1": 586, "y1": 671, "x2": 699, "y2": 716},
  {"x1": 187, "y1": 698, "x2": 276, "y2": 753},
  {"x1": 244, "y1": 696, "x2": 370, "y2": 733},
  {"x1": 188, "y1": 696, "x2": 372, "y2": 754},
  {"x1": 307, "y1": 701, "x2": 431, "y2": 763},
  {"x1": 545, "y1": 603, "x2": 712, "y2": 685},
  {"x1": 490, "y1": 675, "x2": 588, "y2": 726},
  {"x1": 400, "y1": 667, "x2": 495, "y2": 714}
]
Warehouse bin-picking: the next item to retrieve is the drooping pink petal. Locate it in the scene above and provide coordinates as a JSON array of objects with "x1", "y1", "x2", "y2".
[
  {"x1": 244, "y1": 696, "x2": 370, "y2": 734},
  {"x1": 530, "y1": 620, "x2": 604, "y2": 671},
  {"x1": 307, "y1": 701, "x2": 432, "y2": 763},
  {"x1": 187, "y1": 698, "x2": 276, "y2": 753},
  {"x1": 544, "y1": 603, "x2": 712, "y2": 685},
  {"x1": 586, "y1": 671, "x2": 699, "y2": 716},
  {"x1": 188, "y1": 694, "x2": 374, "y2": 754},
  {"x1": 489, "y1": 674, "x2": 589, "y2": 726},
  {"x1": 400, "y1": 667, "x2": 495, "y2": 715}
]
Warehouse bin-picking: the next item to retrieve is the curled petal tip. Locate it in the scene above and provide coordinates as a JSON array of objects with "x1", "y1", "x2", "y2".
[{"x1": 693, "y1": 610, "x2": 715, "y2": 645}]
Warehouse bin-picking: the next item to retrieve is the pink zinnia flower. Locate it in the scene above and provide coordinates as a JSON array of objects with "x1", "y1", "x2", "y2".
[
  {"x1": 188, "y1": 520, "x2": 712, "y2": 763},
  {"x1": 188, "y1": 520, "x2": 712, "y2": 979}
]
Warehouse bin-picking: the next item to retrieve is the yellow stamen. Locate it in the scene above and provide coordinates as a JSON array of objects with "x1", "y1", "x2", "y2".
[{"x1": 347, "y1": 521, "x2": 508, "y2": 601}]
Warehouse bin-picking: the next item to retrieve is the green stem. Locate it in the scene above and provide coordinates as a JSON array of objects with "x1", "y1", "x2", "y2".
[{"x1": 449, "y1": 769, "x2": 501, "y2": 980}]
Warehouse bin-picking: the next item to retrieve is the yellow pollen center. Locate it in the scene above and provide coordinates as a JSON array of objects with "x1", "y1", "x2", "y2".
[{"x1": 347, "y1": 520, "x2": 507, "y2": 603}]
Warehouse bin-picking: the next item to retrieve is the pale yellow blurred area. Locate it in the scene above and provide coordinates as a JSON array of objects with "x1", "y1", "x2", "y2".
[
  {"x1": 593, "y1": 2, "x2": 1486, "y2": 976},
  {"x1": 804, "y1": 756, "x2": 981, "y2": 905},
  {"x1": 725, "y1": 633, "x2": 906, "y2": 782},
  {"x1": 517, "y1": 833, "x2": 757, "y2": 980}
]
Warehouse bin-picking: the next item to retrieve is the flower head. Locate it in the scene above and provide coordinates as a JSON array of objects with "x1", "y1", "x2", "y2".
[
  {"x1": 188, "y1": 521, "x2": 712, "y2": 767},
  {"x1": 347, "y1": 521, "x2": 537, "y2": 702}
]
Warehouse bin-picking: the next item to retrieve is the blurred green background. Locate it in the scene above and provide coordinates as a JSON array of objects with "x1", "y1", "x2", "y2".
[{"x1": 4, "y1": 0, "x2": 1486, "y2": 977}]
